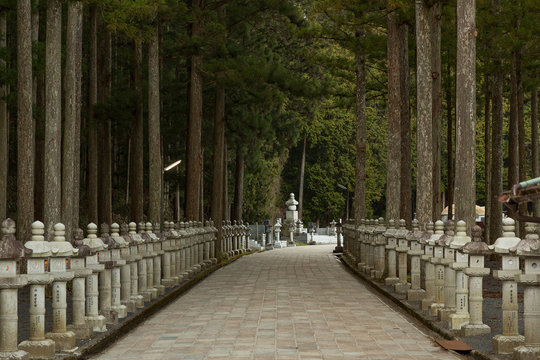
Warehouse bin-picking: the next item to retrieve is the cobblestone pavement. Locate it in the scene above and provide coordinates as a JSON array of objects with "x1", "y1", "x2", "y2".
[{"x1": 90, "y1": 245, "x2": 462, "y2": 360}]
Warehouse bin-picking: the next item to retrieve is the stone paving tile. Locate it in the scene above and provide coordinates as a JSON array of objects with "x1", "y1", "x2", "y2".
[{"x1": 90, "y1": 245, "x2": 462, "y2": 360}]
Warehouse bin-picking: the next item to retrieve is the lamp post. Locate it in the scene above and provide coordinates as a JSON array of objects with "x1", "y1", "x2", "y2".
[{"x1": 337, "y1": 184, "x2": 349, "y2": 220}]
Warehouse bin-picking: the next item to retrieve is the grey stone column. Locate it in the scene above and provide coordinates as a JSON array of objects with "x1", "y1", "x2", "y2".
[
  {"x1": 394, "y1": 221, "x2": 411, "y2": 293},
  {"x1": 384, "y1": 220, "x2": 399, "y2": 286}
]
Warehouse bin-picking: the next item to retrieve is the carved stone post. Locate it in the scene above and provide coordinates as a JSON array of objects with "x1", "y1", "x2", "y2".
[
  {"x1": 448, "y1": 220, "x2": 472, "y2": 330},
  {"x1": 384, "y1": 220, "x2": 399, "y2": 285},
  {"x1": 422, "y1": 221, "x2": 443, "y2": 310},
  {"x1": 394, "y1": 220, "x2": 411, "y2": 293},
  {"x1": 407, "y1": 220, "x2": 426, "y2": 301}
]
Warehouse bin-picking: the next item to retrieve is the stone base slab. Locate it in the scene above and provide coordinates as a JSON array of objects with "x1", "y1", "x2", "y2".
[
  {"x1": 333, "y1": 246, "x2": 343, "y2": 253},
  {"x1": 67, "y1": 323, "x2": 93, "y2": 339},
  {"x1": 211, "y1": 258, "x2": 217, "y2": 265},
  {"x1": 45, "y1": 331, "x2": 76, "y2": 352},
  {"x1": 122, "y1": 299, "x2": 136, "y2": 314},
  {"x1": 513, "y1": 345, "x2": 540, "y2": 360},
  {"x1": 86, "y1": 314, "x2": 107, "y2": 332},
  {"x1": 394, "y1": 282, "x2": 411, "y2": 294},
  {"x1": 148, "y1": 288, "x2": 158, "y2": 300},
  {"x1": 373, "y1": 270, "x2": 384, "y2": 280},
  {"x1": 99, "y1": 309, "x2": 118, "y2": 324},
  {"x1": 385, "y1": 277, "x2": 399, "y2": 286},
  {"x1": 461, "y1": 324, "x2": 491, "y2": 337},
  {"x1": 407, "y1": 288, "x2": 426, "y2": 301},
  {"x1": 429, "y1": 303, "x2": 443, "y2": 317},
  {"x1": 112, "y1": 304, "x2": 128, "y2": 318},
  {"x1": 420, "y1": 298, "x2": 434, "y2": 311},
  {"x1": 140, "y1": 291, "x2": 151, "y2": 303},
  {"x1": 0, "y1": 350, "x2": 29, "y2": 360},
  {"x1": 448, "y1": 313, "x2": 469, "y2": 330},
  {"x1": 438, "y1": 307, "x2": 454, "y2": 321},
  {"x1": 156, "y1": 284, "x2": 166, "y2": 296},
  {"x1": 18, "y1": 339, "x2": 55, "y2": 360},
  {"x1": 493, "y1": 334, "x2": 525, "y2": 354},
  {"x1": 161, "y1": 278, "x2": 175, "y2": 287},
  {"x1": 131, "y1": 294, "x2": 144, "y2": 308}
]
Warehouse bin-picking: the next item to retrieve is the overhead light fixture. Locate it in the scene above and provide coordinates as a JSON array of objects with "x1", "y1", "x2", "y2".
[{"x1": 164, "y1": 159, "x2": 182, "y2": 172}]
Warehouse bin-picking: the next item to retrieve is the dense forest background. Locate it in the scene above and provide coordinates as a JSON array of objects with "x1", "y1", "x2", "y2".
[{"x1": 0, "y1": 0, "x2": 538, "y2": 242}]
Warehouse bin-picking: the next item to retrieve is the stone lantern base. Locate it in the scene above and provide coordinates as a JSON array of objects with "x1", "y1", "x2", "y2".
[
  {"x1": 407, "y1": 288, "x2": 426, "y2": 301},
  {"x1": 67, "y1": 323, "x2": 93, "y2": 340},
  {"x1": 85, "y1": 314, "x2": 107, "y2": 333},
  {"x1": 0, "y1": 350, "x2": 29, "y2": 360},
  {"x1": 18, "y1": 339, "x2": 55, "y2": 360},
  {"x1": 448, "y1": 313, "x2": 469, "y2": 330},
  {"x1": 461, "y1": 323, "x2": 491, "y2": 337},
  {"x1": 513, "y1": 345, "x2": 540, "y2": 360},
  {"x1": 45, "y1": 331, "x2": 76, "y2": 352},
  {"x1": 493, "y1": 334, "x2": 525, "y2": 354}
]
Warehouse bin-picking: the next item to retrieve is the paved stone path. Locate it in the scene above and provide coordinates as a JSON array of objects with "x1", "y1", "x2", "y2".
[{"x1": 90, "y1": 245, "x2": 462, "y2": 360}]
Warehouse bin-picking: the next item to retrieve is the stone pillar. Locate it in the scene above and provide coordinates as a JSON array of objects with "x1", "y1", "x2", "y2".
[
  {"x1": 109, "y1": 223, "x2": 129, "y2": 317},
  {"x1": 373, "y1": 219, "x2": 386, "y2": 279},
  {"x1": 0, "y1": 218, "x2": 29, "y2": 360},
  {"x1": 491, "y1": 218, "x2": 525, "y2": 354},
  {"x1": 128, "y1": 222, "x2": 145, "y2": 308},
  {"x1": 19, "y1": 221, "x2": 55, "y2": 359},
  {"x1": 394, "y1": 220, "x2": 411, "y2": 293},
  {"x1": 334, "y1": 223, "x2": 344, "y2": 254},
  {"x1": 117, "y1": 223, "x2": 135, "y2": 313},
  {"x1": 429, "y1": 221, "x2": 450, "y2": 316},
  {"x1": 384, "y1": 220, "x2": 399, "y2": 285},
  {"x1": 513, "y1": 223, "x2": 540, "y2": 360},
  {"x1": 45, "y1": 223, "x2": 77, "y2": 351},
  {"x1": 461, "y1": 225, "x2": 491, "y2": 336},
  {"x1": 275, "y1": 219, "x2": 282, "y2": 248},
  {"x1": 448, "y1": 220, "x2": 472, "y2": 330},
  {"x1": 422, "y1": 221, "x2": 442, "y2": 310},
  {"x1": 407, "y1": 220, "x2": 426, "y2": 301},
  {"x1": 149, "y1": 224, "x2": 165, "y2": 295},
  {"x1": 438, "y1": 221, "x2": 456, "y2": 321},
  {"x1": 357, "y1": 220, "x2": 366, "y2": 270},
  {"x1": 136, "y1": 222, "x2": 152, "y2": 302}
]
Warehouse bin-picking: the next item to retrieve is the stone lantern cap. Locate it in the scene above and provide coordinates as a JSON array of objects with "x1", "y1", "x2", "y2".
[
  {"x1": 449, "y1": 220, "x2": 471, "y2": 249},
  {"x1": 427, "y1": 221, "x2": 445, "y2": 246},
  {"x1": 0, "y1": 218, "x2": 26, "y2": 259},
  {"x1": 146, "y1": 222, "x2": 159, "y2": 242},
  {"x1": 110, "y1": 223, "x2": 128, "y2": 247},
  {"x1": 394, "y1": 220, "x2": 409, "y2": 240},
  {"x1": 462, "y1": 225, "x2": 491, "y2": 255},
  {"x1": 24, "y1": 221, "x2": 52, "y2": 257},
  {"x1": 489, "y1": 218, "x2": 521, "y2": 253},
  {"x1": 82, "y1": 223, "x2": 108, "y2": 252},
  {"x1": 437, "y1": 220, "x2": 454, "y2": 247},
  {"x1": 49, "y1": 223, "x2": 77, "y2": 257},
  {"x1": 71, "y1": 228, "x2": 92, "y2": 257},
  {"x1": 383, "y1": 219, "x2": 397, "y2": 239},
  {"x1": 286, "y1": 193, "x2": 298, "y2": 211},
  {"x1": 100, "y1": 223, "x2": 117, "y2": 249},
  {"x1": 407, "y1": 219, "x2": 424, "y2": 255},
  {"x1": 510, "y1": 223, "x2": 540, "y2": 257}
]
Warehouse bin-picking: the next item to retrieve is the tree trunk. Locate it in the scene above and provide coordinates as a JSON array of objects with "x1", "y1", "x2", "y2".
[
  {"x1": 416, "y1": 0, "x2": 433, "y2": 229},
  {"x1": 298, "y1": 136, "x2": 306, "y2": 220},
  {"x1": 446, "y1": 61, "x2": 454, "y2": 222},
  {"x1": 98, "y1": 29, "x2": 112, "y2": 226},
  {"x1": 483, "y1": 76, "x2": 491, "y2": 242},
  {"x1": 148, "y1": 25, "x2": 162, "y2": 225},
  {"x1": 517, "y1": 50, "x2": 526, "y2": 235},
  {"x1": 73, "y1": 4, "x2": 83, "y2": 231},
  {"x1": 399, "y1": 21, "x2": 412, "y2": 226},
  {"x1": 532, "y1": 86, "x2": 539, "y2": 217},
  {"x1": 354, "y1": 42, "x2": 366, "y2": 222},
  {"x1": 455, "y1": 0, "x2": 476, "y2": 234},
  {"x1": 430, "y1": 1, "x2": 442, "y2": 222},
  {"x1": 87, "y1": 4, "x2": 98, "y2": 224},
  {"x1": 130, "y1": 39, "x2": 144, "y2": 223},
  {"x1": 386, "y1": 11, "x2": 401, "y2": 223},
  {"x1": 223, "y1": 142, "x2": 229, "y2": 221},
  {"x1": 233, "y1": 149, "x2": 244, "y2": 221},
  {"x1": 185, "y1": 0, "x2": 203, "y2": 221},
  {"x1": 211, "y1": 81, "x2": 225, "y2": 258},
  {"x1": 62, "y1": 0, "x2": 83, "y2": 241},
  {"x1": 17, "y1": 0, "x2": 34, "y2": 242},
  {"x1": 508, "y1": 51, "x2": 519, "y2": 190},
  {"x1": 43, "y1": 0, "x2": 62, "y2": 239},
  {"x1": 34, "y1": 2, "x2": 44, "y2": 224},
  {"x1": 32, "y1": 0, "x2": 38, "y2": 105},
  {"x1": 0, "y1": 11, "x2": 7, "y2": 222},
  {"x1": 489, "y1": 71, "x2": 503, "y2": 244}
]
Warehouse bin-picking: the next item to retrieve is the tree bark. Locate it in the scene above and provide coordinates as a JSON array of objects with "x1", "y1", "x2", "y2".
[
  {"x1": 489, "y1": 71, "x2": 503, "y2": 244},
  {"x1": 18, "y1": 0, "x2": 34, "y2": 242},
  {"x1": 416, "y1": 0, "x2": 433, "y2": 229},
  {"x1": 386, "y1": 11, "x2": 401, "y2": 223},
  {"x1": 223, "y1": 142, "x2": 229, "y2": 221},
  {"x1": 98, "y1": 29, "x2": 112, "y2": 226},
  {"x1": 399, "y1": 21, "x2": 412, "y2": 226},
  {"x1": 354, "y1": 39, "x2": 366, "y2": 222},
  {"x1": 455, "y1": 0, "x2": 476, "y2": 234},
  {"x1": 483, "y1": 76, "x2": 491, "y2": 242},
  {"x1": 44, "y1": 0, "x2": 62, "y2": 239},
  {"x1": 88, "y1": 4, "x2": 98, "y2": 224},
  {"x1": 446, "y1": 61, "x2": 454, "y2": 222},
  {"x1": 211, "y1": 81, "x2": 225, "y2": 258},
  {"x1": 430, "y1": 1, "x2": 442, "y2": 222},
  {"x1": 185, "y1": 0, "x2": 204, "y2": 221},
  {"x1": 233, "y1": 149, "x2": 244, "y2": 221},
  {"x1": 130, "y1": 39, "x2": 144, "y2": 223},
  {"x1": 517, "y1": 50, "x2": 526, "y2": 235},
  {"x1": 508, "y1": 51, "x2": 519, "y2": 190},
  {"x1": 532, "y1": 87, "x2": 539, "y2": 217},
  {"x1": 298, "y1": 136, "x2": 306, "y2": 220},
  {"x1": 148, "y1": 25, "x2": 162, "y2": 225},
  {"x1": 62, "y1": 1, "x2": 83, "y2": 241},
  {"x1": 0, "y1": 11, "x2": 7, "y2": 222},
  {"x1": 33, "y1": 2, "x2": 44, "y2": 223}
]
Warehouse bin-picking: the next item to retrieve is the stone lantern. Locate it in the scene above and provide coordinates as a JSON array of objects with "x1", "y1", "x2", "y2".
[
  {"x1": 490, "y1": 217, "x2": 525, "y2": 354},
  {"x1": 330, "y1": 220, "x2": 337, "y2": 236},
  {"x1": 44, "y1": 223, "x2": 78, "y2": 351},
  {"x1": 511, "y1": 223, "x2": 540, "y2": 360},
  {"x1": 82, "y1": 223, "x2": 107, "y2": 332},
  {"x1": 127, "y1": 222, "x2": 145, "y2": 308},
  {"x1": 19, "y1": 221, "x2": 55, "y2": 359},
  {"x1": 159, "y1": 222, "x2": 174, "y2": 288},
  {"x1": 394, "y1": 219, "x2": 411, "y2": 293},
  {"x1": 421, "y1": 221, "x2": 438, "y2": 310},
  {"x1": 147, "y1": 222, "x2": 164, "y2": 296},
  {"x1": 117, "y1": 223, "x2": 136, "y2": 313},
  {"x1": 357, "y1": 219, "x2": 368, "y2": 272},
  {"x1": 106, "y1": 224, "x2": 127, "y2": 319},
  {"x1": 67, "y1": 228, "x2": 93, "y2": 339},
  {"x1": 384, "y1": 220, "x2": 399, "y2": 286},
  {"x1": 407, "y1": 220, "x2": 426, "y2": 301},
  {"x1": 373, "y1": 218, "x2": 386, "y2": 280},
  {"x1": 275, "y1": 219, "x2": 282, "y2": 245},
  {"x1": 97, "y1": 223, "x2": 118, "y2": 324},
  {"x1": 461, "y1": 225, "x2": 491, "y2": 336},
  {"x1": 429, "y1": 221, "x2": 450, "y2": 316},
  {"x1": 448, "y1": 220, "x2": 472, "y2": 330},
  {"x1": 438, "y1": 221, "x2": 456, "y2": 321},
  {"x1": 0, "y1": 219, "x2": 28, "y2": 360}
]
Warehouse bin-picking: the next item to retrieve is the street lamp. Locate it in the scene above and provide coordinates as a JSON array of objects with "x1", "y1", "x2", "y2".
[{"x1": 337, "y1": 184, "x2": 349, "y2": 220}]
